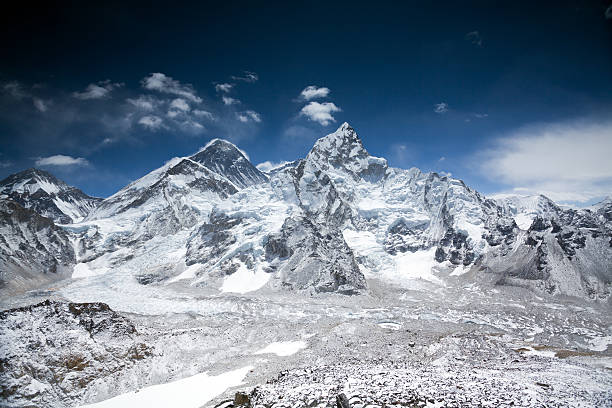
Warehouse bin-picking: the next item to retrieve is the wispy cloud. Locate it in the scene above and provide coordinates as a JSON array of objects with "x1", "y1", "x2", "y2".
[
  {"x1": 33, "y1": 98, "x2": 48, "y2": 112},
  {"x1": 477, "y1": 119, "x2": 612, "y2": 203},
  {"x1": 193, "y1": 109, "x2": 215, "y2": 120},
  {"x1": 3, "y1": 81, "x2": 28, "y2": 99},
  {"x1": 73, "y1": 80, "x2": 122, "y2": 100},
  {"x1": 35, "y1": 154, "x2": 89, "y2": 167},
  {"x1": 141, "y1": 73, "x2": 202, "y2": 103},
  {"x1": 300, "y1": 102, "x2": 341, "y2": 126},
  {"x1": 138, "y1": 115, "x2": 164, "y2": 130},
  {"x1": 256, "y1": 160, "x2": 290, "y2": 173},
  {"x1": 299, "y1": 85, "x2": 330, "y2": 100},
  {"x1": 127, "y1": 95, "x2": 158, "y2": 110},
  {"x1": 231, "y1": 71, "x2": 258, "y2": 83},
  {"x1": 222, "y1": 96, "x2": 240, "y2": 105},
  {"x1": 236, "y1": 110, "x2": 261, "y2": 123},
  {"x1": 434, "y1": 102, "x2": 448, "y2": 114},
  {"x1": 215, "y1": 83, "x2": 233, "y2": 93},
  {"x1": 465, "y1": 31, "x2": 483, "y2": 47}
]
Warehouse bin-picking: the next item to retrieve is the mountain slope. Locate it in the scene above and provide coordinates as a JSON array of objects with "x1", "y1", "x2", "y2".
[
  {"x1": 0, "y1": 199, "x2": 75, "y2": 294},
  {"x1": 0, "y1": 168, "x2": 101, "y2": 224}
]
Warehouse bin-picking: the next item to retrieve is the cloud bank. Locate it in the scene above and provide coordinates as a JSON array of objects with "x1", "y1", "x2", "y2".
[
  {"x1": 478, "y1": 119, "x2": 612, "y2": 203},
  {"x1": 35, "y1": 155, "x2": 89, "y2": 167}
]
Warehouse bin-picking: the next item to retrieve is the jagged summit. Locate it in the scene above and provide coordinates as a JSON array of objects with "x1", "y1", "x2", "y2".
[
  {"x1": 190, "y1": 138, "x2": 268, "y2": 189},
  {"x1": 0, "y1": 168, "x2": 101, "y2": 224},
  {"x1": 306, "y1": 122, "x2": 388, "y2": 182}
]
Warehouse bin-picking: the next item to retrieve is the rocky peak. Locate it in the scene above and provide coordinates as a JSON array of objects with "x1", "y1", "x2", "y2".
[
  {"x1": 190, "y1": 138, "x2": 268, "y2": 188},
  {"x1": 0, "y1": 168, "x2": 101, "y2": 224},
  {"x1": 306, "y1": 123, "x2": 387, "y2": 182},
  {"x1": 1, "y1": 168, "x2": 68, "y2": 195}
]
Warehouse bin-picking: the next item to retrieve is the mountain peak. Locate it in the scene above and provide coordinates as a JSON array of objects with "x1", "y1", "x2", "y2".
[
  {"x1": 189, "y1": 138, "x2": 267, "y2": 189},
  {"x1": 307, "y1": 123, "x2": 387, "y2": 181},
  {"x1": 198, "y1": 138, "x2": 250, "y2": 160},
  {"x1": 0, "y1": 168, "x2": 100, "y2": 223}
]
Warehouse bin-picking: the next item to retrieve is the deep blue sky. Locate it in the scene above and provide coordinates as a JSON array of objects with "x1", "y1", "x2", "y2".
[{"x1": 1, "y1": 1, "x2": 611, "y2": 204}]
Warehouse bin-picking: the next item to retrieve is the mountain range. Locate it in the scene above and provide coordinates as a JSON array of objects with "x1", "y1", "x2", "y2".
[{"x1": 1, "y1": 123, "x2": 610, "y2": 300}]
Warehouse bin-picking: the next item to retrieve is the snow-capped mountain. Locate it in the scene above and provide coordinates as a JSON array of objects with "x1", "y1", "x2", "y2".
[
  {"x1": 0, "y1": 168, "x2": 101, "y2": 224},
  {"x1": 190, "y1": 139, "x2": 268, "y2": 188},
  {"x1": 1, "y1": 123, "x2": 610, "y2": 299}
]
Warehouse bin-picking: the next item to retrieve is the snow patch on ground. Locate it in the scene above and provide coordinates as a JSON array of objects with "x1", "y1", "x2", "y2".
[
  {"x1": 79, "y1": 366, "x2": 252, "y2": 408},
  {"x1": 220, "y1": 262, "x2": 271, "y2": 294},
  {"x1": 254, "y1": 341, "x2": 307, "y2": 357},
  {"x1": 167, "y1": 263, "x2": 202, "y2": 284},
  {"x1": 395, "y1": 248, "x2": 443, "y2": 285},
  {"x1": 514, "y1": 213, "x2": 534, "y2": 230},
  {"x1": 72, "y1": 263, "x2": 108, "y2": 279}
]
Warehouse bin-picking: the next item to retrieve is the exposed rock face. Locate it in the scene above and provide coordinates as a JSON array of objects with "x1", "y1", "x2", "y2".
[
  {"x1": 0, "y1": 200, "x2": 75, "y2": 294},
  {"x1": 0, "y1": 168, "x2": 101, "y2": 224},
  {"x1": 0, "y1": 300, "x2": 149, "y2": 407},
  {"x1": 264, "y1": 216, "x2": 365, "y2": 294}
]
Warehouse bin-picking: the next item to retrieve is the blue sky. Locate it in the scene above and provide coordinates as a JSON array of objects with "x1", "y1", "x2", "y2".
[{"x1": 1, "y1": 1, "x2": 611, "y2": 205}]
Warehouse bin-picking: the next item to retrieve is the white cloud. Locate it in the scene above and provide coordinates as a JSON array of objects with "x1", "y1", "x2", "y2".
[
  {"x1": 223, "y1": 96, "x2": 240, "y2": 105},
  {"x1": 73, "y1": 80, "x2": 122, "y2": 100},
  {"x1": 215, "y1": 83, "x2": 233, "y2": 93},
  {"x1": 434, "y1": 102, "x2": 448, "y2": 114},
  {"x1": 300, "y1": 102, "x2": 341, "y2": 126},
  {"x1": 299, "y1": 85, "x2": 330, "y2": 100},
  {"x1": 231, "y1": 71, "x2": 258, "y2": 82},
  {"x1": 138, "y1": 115, "x2": 164, "y2": 130},
  {"x1": 193, "y1": 109, "x2": 215, "y2": 120},
  {"x1": 237, "y1": 110, "x2": 261, "y2": 123},
  {"x1": 477, "y1": 119, "x2": 612, "y2": 203},
  {"x1": 141, "y1": 73, "x2": 202, "y2": 103},
  {"x1": 256, "y1": 160, "x2": 290, "y2": 173},
  {"x1": 438, "y1": 156, "x2": 446, "y2": 162},
  {"x1": 170, "y1": 98, "x2": 190, "y2": 111},
  {"x1": 127, "y1": 95, "x2": 158, "y2": 110},
  {"x1": 35, "y1": 155, "x2": 89, "y2": 167},
  {"x1": 33, "y1": 98, "x2": 48, "y2": 112},
  {"x1": 605, "y1": 5, "x2": 612, "y2": 19},
  {"x1": 474, "y1": 113, "x2": 488, "y2": 119}
]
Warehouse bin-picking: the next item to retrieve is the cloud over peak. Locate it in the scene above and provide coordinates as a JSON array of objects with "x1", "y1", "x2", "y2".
[
  {"x1": 299, "y1": 85, "x2": 330, "y2": 100},
  {"x1": 141, "y1": 73, "x2": 202, "y2": 103},
  {"x1": 300, "y1": 101, "x2": 341, "y2": 126},
  {"x1": 35, "y1": 155, "x2": 89, "y2": 167}
]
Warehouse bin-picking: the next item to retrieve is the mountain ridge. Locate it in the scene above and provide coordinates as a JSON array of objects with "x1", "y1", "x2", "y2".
[{"x1": 0, "y1": 123, "x2": 610, "y2": 300}]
